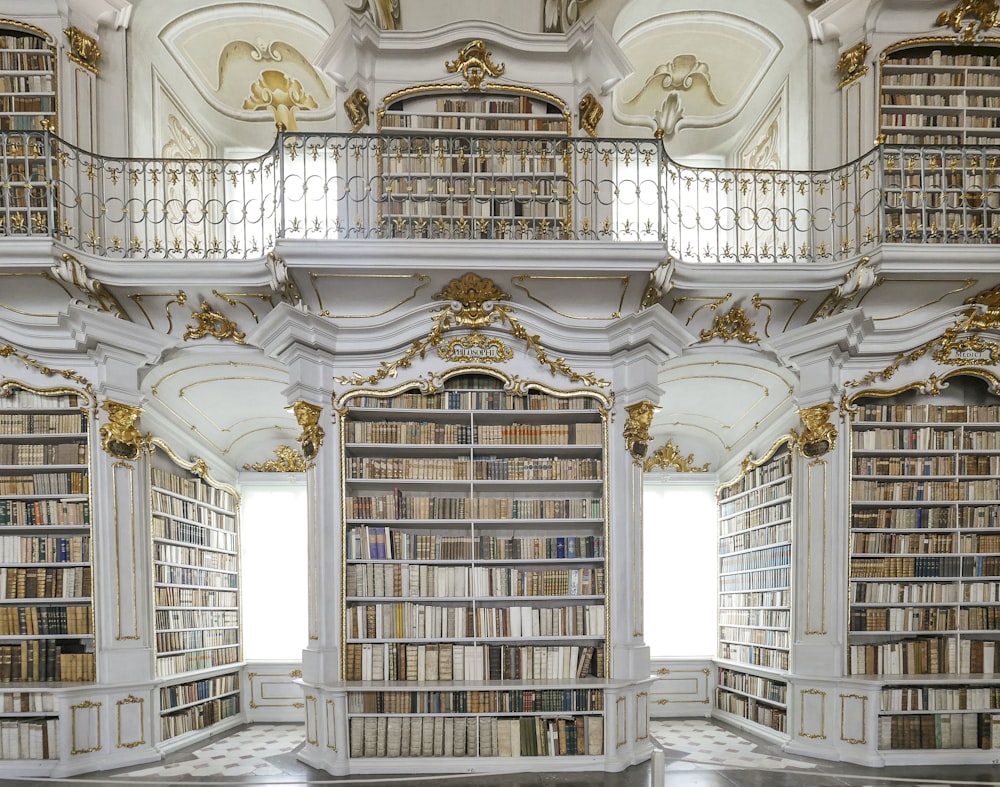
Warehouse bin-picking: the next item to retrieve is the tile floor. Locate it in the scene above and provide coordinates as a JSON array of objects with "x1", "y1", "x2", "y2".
[{"x1": 11, "y1": 719, "x2": 1000, "y2": 786}]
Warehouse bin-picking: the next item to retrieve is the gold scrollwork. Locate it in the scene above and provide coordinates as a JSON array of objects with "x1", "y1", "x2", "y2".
[
  {"x1": 183, "y1": 301, "x2": 247, "y2": 345},
  {"x1": 116, "y1": 695, "x2": 145, "y2": 749},
  {"x1": 344, "y1": 88, "x2": 370, "y2": 132},
  {"x1": 99, "y1": 401, "x2": 150, "y2": 461},
  {"x1": 64, "y1": 27, "x2": 101, "y2": 74},
  {"x1": 791, "y1": 402, "x2": 837, "y2": 458},
  {"x1": 579, "y1": 92, "x2": 603, "y2": 137},
  {"x1": 699, "y1": 306, "x2": 759, "y2": 344},
  {"x1": 445, "y1": 40, "x2": 505, "y2": 90},
  {"x1": 243, "y1": 444, "x2": 308, "y2": 472},
  {"x1": 836, "y1": 41, "x2": 870, "y2": 88},
  {"x1": 434, "y1": 272, "x2": 510, "y2": 327},
  {"x1": 438, "y1": 333, "x2": 513, "y2": 364},
  {"x1": 623, "y1": 400, "x2": 659, "y2": 463},
  {"x1": 642, "y1": 439, "x2": 709, "y2": 472},
  {"x1": 292, "y1": 401, "x2": 324, "y2": 461},
  {"x1": 71, "y1": 700, "x2": 102, "y2": 755},
  {"x1": 0, "y1": 344, "x2": 96, "y2": 406},
  {"x1": 937, "y1": 0, "x2": 999, "y2": 41}
]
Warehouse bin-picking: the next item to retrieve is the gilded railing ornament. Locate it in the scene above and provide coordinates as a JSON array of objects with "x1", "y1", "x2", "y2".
[
  {"x1": 579, "y1": 93, "x2": 603, "y2": 137},
  {"x1": 446, "y1": 40, "x2": 505, "y2": 90},
  {"x1": 344, "y1": 88, "x2": 370, "y2": 133},
  {"x1": 836, "y1": 41, "x2": 871, "y2": 88},
  {"x1": 243, "y1": 444, "x2": 308, "y2": 472},
  {"x1": 183, "y1": 301, "x2": 247, "y2": 344},
  {"x1": 292, "y1": 401, "x2": 325, "y2": 461},
  {"x1": 64, "y1": 27, "x2": 101, "y2": 74},
  {"x1": 791, "y1": 402, "x2": 837, "y2": 458},
  {"x1": 642, "y1": 439, "x2": 709, "y2": 473},
  {"x1": 623, "y1": 400, "x2": 659, "y2": 463},
  {"x1": 936, "y1": 0, "x2": 999, "y2": 41},
  {"x1": 99, "y1": 401, "x2": 149, "y2": 460}
]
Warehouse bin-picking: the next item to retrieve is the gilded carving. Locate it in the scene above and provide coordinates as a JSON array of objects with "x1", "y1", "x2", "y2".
[
  {"x1": 836, "y1": 41, "x2": 870, "y2": 88},
  {"x1": 643, "y1": 439, "x2": 709, "y2": 472},
  {"x1": 438, "y1": 333, "x2": 513, "y2": 364},
  {"x1": 99, "y1": 401, "x2": 149, "y2": 461},
  {"x1": 433, "y1": 272, "x2": 510, "y2": 328},
  {"x1": 116, "y1": 695, "x2": 145, "y2": 749},
  {"x1": 64, "y1": 27, "x2": 101, "y2": 74},
  {"x1": 623, "y1": 400, "x2": 659, "y2": 463},
  {"x1": 0, "y1": 344, "x2": 96, "y2": 405},
  {"x1": 292, "y1": 401, "x2": 324, "y2": 461},
  {"x1": 183, "y1": 301, "x2": 247, "y2": 344},
  {"x1": 810, "y1": 256, "x2": 880, "y2": 321},
  {"x1": 243, "y1": 445, "x2": 308, "y2": 472},
  {"x1": 641, "y1": 260, "x2": 673, "y2": 309},
  {"x1": 344, "y1": 88, "x2": 370, "y2": 133},
  {"x1": 579, "y1": 93, "x2": 603, "y2": 137},
  {"x1": 791, "y1": 402, "x2": 837, "y2": 458},
  {"x1": 937, "y1": 0, "x2": 999, "y2": 41},
  {"x1": 243, "y1": 70, "x2": 319, "y2": 131},
  {"x1": 699, "y1": 306, "x2": 760, "y2": 344},
  {"x1": 346, "y1": 0, "x2": 400, "y2": 29},
  {"x1": 445, "y1": 40, "x2": 505, "y2": 90}
]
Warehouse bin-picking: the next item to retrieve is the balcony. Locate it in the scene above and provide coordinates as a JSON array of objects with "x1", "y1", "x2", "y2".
[{"x1": 1, "y1": 130, "x2": 997, "y2": 262}]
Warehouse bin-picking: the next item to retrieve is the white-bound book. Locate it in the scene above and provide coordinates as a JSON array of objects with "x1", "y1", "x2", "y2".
[
  {"x1": 375, "y1": 716, "x2": 387, "y2": 757},
  {"x1": 386, "y1": 717, "x2": 402, "y2": 757},
  {"x1": 399, "y1": 717, "x2": 411, "y2": 757}
]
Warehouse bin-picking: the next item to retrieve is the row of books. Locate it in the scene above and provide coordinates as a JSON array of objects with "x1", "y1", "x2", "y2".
[
  {"x1": 719, "y1": 627, "x2": 789, "y2": 650},
  {"x1": 343, "y1": 643, "x2": 604, "y2": 681},
  {"x1": 0, "y1": 535, "x2": 88, "y2": 563},
  {"x1": 852, "y1": 479, "x2": 1000, "y2": 501},
  {"x1": 853, "y1": 455, "x2": 957, "y2": 476},
  {"x1": 160, "y1": 694, "x2": 240, "y2": 740},
  {"x1": 153, "y1": 564, "x2": 238, "y2": 588},
  {"x1": 0, "y1": 604, "x2": 90, "y2": 635},
  {"x1": 347, "y1": 688, "x2": 604, "y2": 714},
  {"x1": 154, "y1": 587, "x2": 237, "y2": 609},
  {"x1": 718, "y1": 501, "x2": 791, "y2": 535},
  {"x1": 0, "y1": 442, "x2": 86, "y2": 465},
  {"x1": 153, "y1": 543, "x2": 237, "y2": 571},
  {"x1": 848, "y1": 636, "x2": 1000, "y2": 675},
  {"x1": 718, "y1": 479, "x2": 791, "y2": 518},
  {"x1": 346, "y1": 494, "x2": 603, "y2": 521},
  {"x1": 854, "y1": 426, "x2": 958, "y2": 450},
  {"x1": 877, "y1": 713, "x2": 999, "y2": 750},
  {"x1": 155, "y1": 628, "x2": 238, "y2": 653},
  {"x1": 345, "y1": 420, "x2": 601, "y2": 446},
  {"x1": 852, "y1": 506, "x2": 1000, "y2": 529},
  {"x1": 882, "y1": 685, "x2": 1000, "y2": 712},
  {"x1": 151, "y1": 492, "x2": 237, "y2": 531},
  {"x1": 718, "y1": 567, "x2": 789, "y2": 593},
  {"x1": 151, "y1": 468, "x2": 236, "y2": 510},
  {"x1": 0, "y1": 566, "x2": 91, "y2": 599},
  {"x1": 715, "y1": 689, "x2": 787, "y2": 731},
  {"x1": 717, "y1": 668, "x2": 787, "y2": 704},
  {"x1": 851, "y1": 532, "x2": 957, "y2": 554},
  {"x1": 347, "y1": 456, "x2": 602, "y2": 481},
  {"x1": 350, "y1": 390, "x2": 594, "y2": 412},
  {"x1": 856, "y1": 403, "x2": 1000, "y2": 423},
  {"x1": 851, "y1": 580, "x2": 1000, "y2": 604},
  {"x1": 0, "y1": 75, "x2": 49, "y2": 94},
  {"x1": 720, "y1": 452, "x2": 791, "y2": 497},
  {"x1": 155, "y1": 646, "x2": 240, "y2": 677},
  {"x1": 152, "y1": 516, "x2": 237, "y2": 551},
  {"x1": 849, "y1": 555, "x2": 1000, "y2": 578},
  {"x1": 886, "y1": 50, "x2": 999, "y2": 68},
  {"x1": 348, "y1": 713, "x2": 602, "y2": 758},
  {"x1": 0, "y1": 499, "x2": 88, "y2": 527},
  {"x1": 718, "y1": 590, "x2": 789, "y2": 609},
  {"x1": 849, "y1": 606, "x2": 1000, "y2": 633},
  {"x1": 160, "y1": 672, "x2": 239, "y2": 710},
  {"x1": 719, "y1": 544, "x2": 790, "y2": 575},
  {"x1": 0, "y1": 692, "x2": 54, "y2": 713},
  {"x1": 882, "y1": 92, "x2": 1000, "y2": 109},
  {"x1": 0, "y1": 472, "x2": 87, "y2": 495},
  {"x1": 346, "y1": 562, "x2": 605, "y2": 599},
  {"x1": 718, "y1": 609, "x2": 790, "y2": 628},
  {"x1": 717, "y1": 643, "x2": 789, "y2": 671},
  {"x1": 347, "y1": 601, "x2": 605, "y2": 640},
  {"x1": 347, "y1": 528, "x2": 605, "y2": 561},
  {"x1": 0, "y1": 641, "x2": 93, "y2": 683},
  {"x1": 154, "y1": 609, "x2": 238, "y2": 630},
  {"x1": 0, "y1": 718, "x2": 57, "y2": 760},
  {"x1": 719, "y1": 521, "x2": 791, "y2": 554}
]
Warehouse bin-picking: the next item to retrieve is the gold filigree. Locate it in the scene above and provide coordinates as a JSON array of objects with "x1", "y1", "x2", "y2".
[
  {"x1": 290, "y1": 668, "x2": 303, "y2": 678},
  {"x1": 64, "y1": 27, "x2": 101, "y2": 74},
  {"x1": 116, "y1": 695, "x2": 145, "y2": 749},
  {"x1": 579, "y1": 93, "x2": 603, "y2": 137},
  {"x1": 243, "y1": 69, "x2": 318, "y2": 132},
  {"x1": 445, "y1": 40, "x2": 505, "y2": 90},
  {"x1": 344, "y1": 88, "x2": 369, "y2": 132},
  {"x1": 623, "y1": 400, "x2": 659, "y2": 463},
  {"x1": 129, "y1": 291, "x2": 187, "y2": 332},
  {"x1": 292, "y1": 401, "x2": 324, "y2": 460},
  {"x1": 337, "y1": 273, "x2": 609, "y2": 389},
  {"x1": 937, "y1": 0, "x2": 999, "y2": 41},
  {"x1": 836, "y1": 41, "x2": 870, "y2": 88},
  {"x1": 99, "y1": 401, "x2": 149, "y2": 461},
  {"x1": 791, "y1": 402, "x2": 837, "y2": 458},
  {"x1": 243, "y1": 444, "x2": 308, "y2": 472},
  {"x1": 438, "y1": 333, "x2": 513, "y2": 364},
  {"x1": 810, "y1": 256, "x2": 880, "y2": 321},
  {"x1": 641, "y1": 260, "x2": 673, "y2": 310},
  {"x1": 0, "y1": 344, "x2": 96, "y2": 407},
  {"x1": 699, "y1": 306, "x2": 759, "y2": 344},
  {"x1": 183, "y1": 301, "x2": 247, "y2": 344},
  {"x1": 642, "y1": 439, "x2": 709, "y2": 472}
]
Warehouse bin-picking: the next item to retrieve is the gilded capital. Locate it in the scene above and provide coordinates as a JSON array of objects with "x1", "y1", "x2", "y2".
[
  {"x1": 623, "y1": 400, "x2": 660, "y2": 463},
  {"x1": 65, "y1": 27, "x2": 101, "y2": 74},
  {"x1": 292, "y1": 401, "x2": 325, "y2": 460},
  {"x1": 99, "y1": 401, "x2": 149, "y2": 460},
  {"x1": 344, "y1": 88, "x2": 369, "y2": 133},
  {"x1": 792, "y1": 402, "x2": 837, "y2": 458},
  {"x1": 836, "y1": 41, "x2": 870, "y2": 88}
]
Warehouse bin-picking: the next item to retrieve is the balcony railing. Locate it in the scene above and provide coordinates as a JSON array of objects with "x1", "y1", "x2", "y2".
[{"x1": 1, "y1": 130, "x2": 996, "y2": 261}]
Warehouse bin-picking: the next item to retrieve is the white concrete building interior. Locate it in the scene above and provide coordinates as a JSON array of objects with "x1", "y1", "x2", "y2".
[{"x1": 1, "y1": 0, "x2": 1000, "y2": 784}]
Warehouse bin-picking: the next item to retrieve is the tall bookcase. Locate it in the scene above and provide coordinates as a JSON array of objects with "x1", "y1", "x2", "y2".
[
  {"x1": 0, "y1": 23, "x2": 55, "y2": 237},
  {"x1": 377, "y1": 92, "x2": 571, "y2": 239},
  {"x1": 0, "y1": 385, "x2": 92, "y2": 762},
  {"x1": 850, "y1": 377, "x2": 1000, "y2": 754},
  {"x1": 150, "y1": 455, "x2": 242, "y2": 747},
  {"x1": 715, "y1": 442, "x2": 792, "y2": 738},
  {"x1": 339, "y1": 371, "x2": 610, "y2": 767}
]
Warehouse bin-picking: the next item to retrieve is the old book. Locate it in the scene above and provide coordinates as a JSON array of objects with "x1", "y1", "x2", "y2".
[
  {"x1": 349, "y1": 717, "x2": 364, "y2": 757},
  {"x1": 421, "y1": 716, "x2": 434, "y2": 756},
  {"x1": 399, "y1": 716, "x2": 411, "y2": 757},
  {"x1": 497, "y1": 717, "x2": 512, "y2": 757},
  {"x1": 376, "y1": 716, "x2": 387, "y2": 757},
  {"x1": 586, "y1": 715, "x2": 603, "y2": 755},
  {"x1": 439, "y1": 644, "x2": 453, "y2": 680}
]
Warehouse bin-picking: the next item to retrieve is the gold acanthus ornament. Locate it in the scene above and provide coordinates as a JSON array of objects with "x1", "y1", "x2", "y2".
[
  {"x1": 446, "y1": 40, "x2": 505, "y2": 90},
  {"x1": 836, "y1": 41, "x2": 870, "y2": 88},
  {"x1": 344, "y1": 88, "x2": 370, "y2": 133},
  {"x1": 291, "y1": 401, "x2": 324, "y2": 461},
  {"x1": 699, "y1": 306, "x2": 760, "y2": 344},
  {"x1": 99, "y1": 401, "x2": 150, "y2": 460},
  {"x1": 579, "y1": 93, "x2": 603, "y2": 137},
  {"x1": 243, "y1": 445, "x2": 308, "y2": 472},
  {"x1": 64, "y1": 27, "x2": 101, "y2": 74},
  {"x1": 183, "y1": 301, "x2": 247, "y2": 345},
  {"x1": 791, "y1": 402, "x2": 837, "y2": 458},
  {"x1": 623, "y1": 400, "x2": 660, "y2": 463},
  {"x1": 936, "y1": 0, "x2": 999, "y2": 41},
  {"x1": 642, "y1": 440, "x2": 709, "y2": 473}
]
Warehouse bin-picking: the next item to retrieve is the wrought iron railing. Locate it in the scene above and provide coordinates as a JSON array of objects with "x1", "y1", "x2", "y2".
[{"x1": 0, "y1": 129, "x2": 995, "y2": 261}]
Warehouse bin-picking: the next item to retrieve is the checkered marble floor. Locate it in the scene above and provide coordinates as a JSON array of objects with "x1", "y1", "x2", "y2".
[{"x1": 650, "y1": 718, "x2": 820, "y2": 771}]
